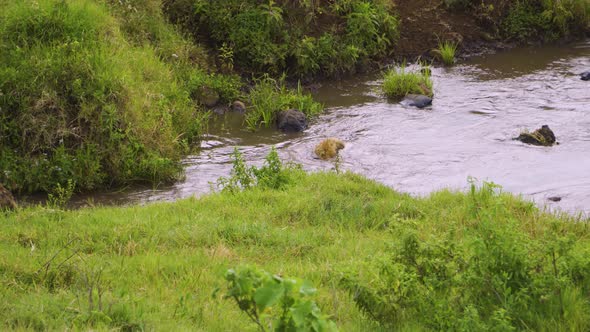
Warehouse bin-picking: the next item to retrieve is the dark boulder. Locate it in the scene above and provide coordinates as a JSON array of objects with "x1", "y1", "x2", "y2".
[
  {"x1": 515, "y1": 125, "x2": 556, "y2": 146},
  {"x1": 402, "y1": 94, "x2": 432, "y2": 109},
  {"x1": 0, "y1": 184, "x2": 17, "y2": 210},
  {"x1": 276, "y1": 109, "x2": 307, "y2": 132},
  {"x1": 581, "y1": 71, "x2": 590, "y2": 81}
]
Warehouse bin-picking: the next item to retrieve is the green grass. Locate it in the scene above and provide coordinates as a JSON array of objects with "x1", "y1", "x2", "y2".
[
  {"x1": 382, "y1": 65, "x2": 433, "y2": 100},
  {"x1": 1, "y1": 165, "x2": 589, "y2": 330},
  {"x1": 438, "y1": 41, "x2": 458, "y2": 66},
  {"x1": 245, "y1": 76, "x2": 323, "y2": 131},
  {"x1": 0, "y1": 0, "x2": 210, "y2": 194}
]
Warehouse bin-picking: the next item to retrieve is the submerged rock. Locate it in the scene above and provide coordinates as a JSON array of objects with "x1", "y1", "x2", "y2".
[
  {"x1": 402, "y1": 94, "x2": 432, "y2": 108},
  {"x1": 0, "y1": 184, "x2": 17, "y2": 210},
  {"x1": 277, "y1": 109, "x2": 307, "y2": 132},
  {"x1": 548, "y1": 196, "x2": 562, "y2": 202},
  {"x1": 515, "y1": 125, "x2": 556, "y2": 146},
  {"x1": 581, "y1": 71, "x2": 590, "y2": 81},
  {"x1": 315, "y1": 138, "x2": 345, "y2": 160}
]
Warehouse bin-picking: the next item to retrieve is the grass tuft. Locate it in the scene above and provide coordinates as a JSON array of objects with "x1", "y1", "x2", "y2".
[
  {"x1": 245, "y1": 76, "x2": 323, "y2": 130},
  {"x1": 382, "y1": 65, "x2": 433, "y2": 100},
  {"x1": 438, "y1": 40, "x2": 458, "y2": 66}
]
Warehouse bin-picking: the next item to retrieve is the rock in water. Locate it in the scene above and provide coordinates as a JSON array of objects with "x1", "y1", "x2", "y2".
[
  {"x1": 516, "y1": 125, "x2": 556, "y2": 146},
  {"x1": 402, "y1": 94, "x2": 433, "y2": 109},
  {"x1": 276, "y1": 109, "x2": 307, "y2": 132},
  {"x1": 0, "y1": 184, "x2": 17, "y2": 210},
  {"x1": 315, "y1": 138, "x2": 345, "y2": 160},
  {"x1": 581, "y1": 71, "x2": 590, "y2": 81}
]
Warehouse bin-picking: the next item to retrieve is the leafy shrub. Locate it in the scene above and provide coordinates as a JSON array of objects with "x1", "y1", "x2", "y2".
[
  {"x1": 341, "y1": 181, "x2": 590, "y2": 331},
  {"x1": 177, "y1": 0, "x2": 399, "y2": 78},
  {"x1": 503, "y1": 0, "x2": 590, "y2": 41},
  {"x1": 245, "y1": 76, "x2": 323, "y2": 130},
  {"x1": 217, "y1": 147, "x2": 296, "y2": 193},
  {"x1": 218, "y1": 265, "x2": 338, "y2": 332},
  {"x1": 382, "y1": 65, "x2": 433, "y2": 100}
]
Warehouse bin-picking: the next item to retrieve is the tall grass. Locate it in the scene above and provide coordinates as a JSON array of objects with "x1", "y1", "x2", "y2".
[
  {"x1": 0, "y1": 0, "x2": 209, "y2": 194},
  {"x1": 0, "y1": 163, "x2": 589, "y2": 330},
  {"x1": 382, "y1": 65, "x2": 433, "y2": 100}
]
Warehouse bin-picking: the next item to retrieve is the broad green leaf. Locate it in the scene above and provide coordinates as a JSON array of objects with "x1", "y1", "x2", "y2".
[
  {"x1": 300, "y1": 280, "x2": 317, "y2": 296},
  {"x1": 254, "y1": 281, "x2": 284, "y2": 311},
  {"x1": 291, "y1": 300, "x2": 314, "y2": 326}
]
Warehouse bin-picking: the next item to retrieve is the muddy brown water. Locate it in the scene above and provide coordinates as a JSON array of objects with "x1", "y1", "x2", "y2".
[{"x1": 66, "y1": 41, "x2": 590, "y2": 215}]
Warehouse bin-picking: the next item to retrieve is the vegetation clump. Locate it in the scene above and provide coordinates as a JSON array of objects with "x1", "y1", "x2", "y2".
[
  {"x1": 171, "y1": 0, "x2": 399, "y2": 78},
  {"x1": 245, "y1": 76, "x2": 323, "y2": 131},
  {"x1": 382, "y1": 65, "x2": 433, "y2": 100},
  {"x1": 438, "y1": 40, "x2": 459, "y2": 66},
  {"x1": 503, "y1": 0, "x2": 590, "y2": 42},
  {"x1": 341, "y1": 180, "x2": 590, "y2": 331}
]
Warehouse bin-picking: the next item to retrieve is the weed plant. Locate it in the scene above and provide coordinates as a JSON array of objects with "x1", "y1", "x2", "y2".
[{"x1": 382, "y1": 65, "x2": 433, "y2": 100}]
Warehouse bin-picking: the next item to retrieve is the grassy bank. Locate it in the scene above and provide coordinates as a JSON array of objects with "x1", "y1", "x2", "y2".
[
  {"x1": 1, "y1": 159, "x2": 589, "y2": 330},
  {"x1": 0, "y1": 0, "x2": 211, "y2": 194}
]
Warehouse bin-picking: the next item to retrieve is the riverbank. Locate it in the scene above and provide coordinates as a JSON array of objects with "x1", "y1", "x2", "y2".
[{"x1": 2, "y1": 168, "x2": 590, "y2": 330}]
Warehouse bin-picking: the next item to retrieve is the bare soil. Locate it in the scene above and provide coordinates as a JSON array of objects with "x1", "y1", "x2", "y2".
[{"x1": 392, "y1": 0, "x2": 509, "y2": 59}]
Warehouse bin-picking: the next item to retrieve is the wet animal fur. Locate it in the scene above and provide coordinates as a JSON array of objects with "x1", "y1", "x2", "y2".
[{"x1": 315, "y1": 138, "x2": 345, "y2": 160}]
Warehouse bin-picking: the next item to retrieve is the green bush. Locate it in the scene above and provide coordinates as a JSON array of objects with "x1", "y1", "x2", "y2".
[
  {"x1": 178, "y1": 0, "x2": 398, "y2": 78},
  {"x1": 0, "y1": 0, "x2": 204, "y2": 193},
  {"x1": 382, "y1": 65, "x2": 433, "y2": 100},
  {"x1": 217, "y1": 147, "x2": 296, "y2": 193},
  {"x1": 245, "y1": 76, "x2": 323, "y2": 130},
  {"x1": 503, "y1": 0, "x2": 590, "y2": 41},
  {"x1": 342, "y1": 181, "x2": 590, "y2": 331}
]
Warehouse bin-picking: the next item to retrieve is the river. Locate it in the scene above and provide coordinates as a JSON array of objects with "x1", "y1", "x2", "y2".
[{"x1": 71, "y1": 41, "x2": 590, "y2": 216}]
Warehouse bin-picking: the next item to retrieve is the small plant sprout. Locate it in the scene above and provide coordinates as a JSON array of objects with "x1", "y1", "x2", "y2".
[
  {"x1": 218, "y1": 266, "x2": 338, "y2": 332},
  {"x1": 438, "y1": 40, "x2": 458, "y2": 66}
]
